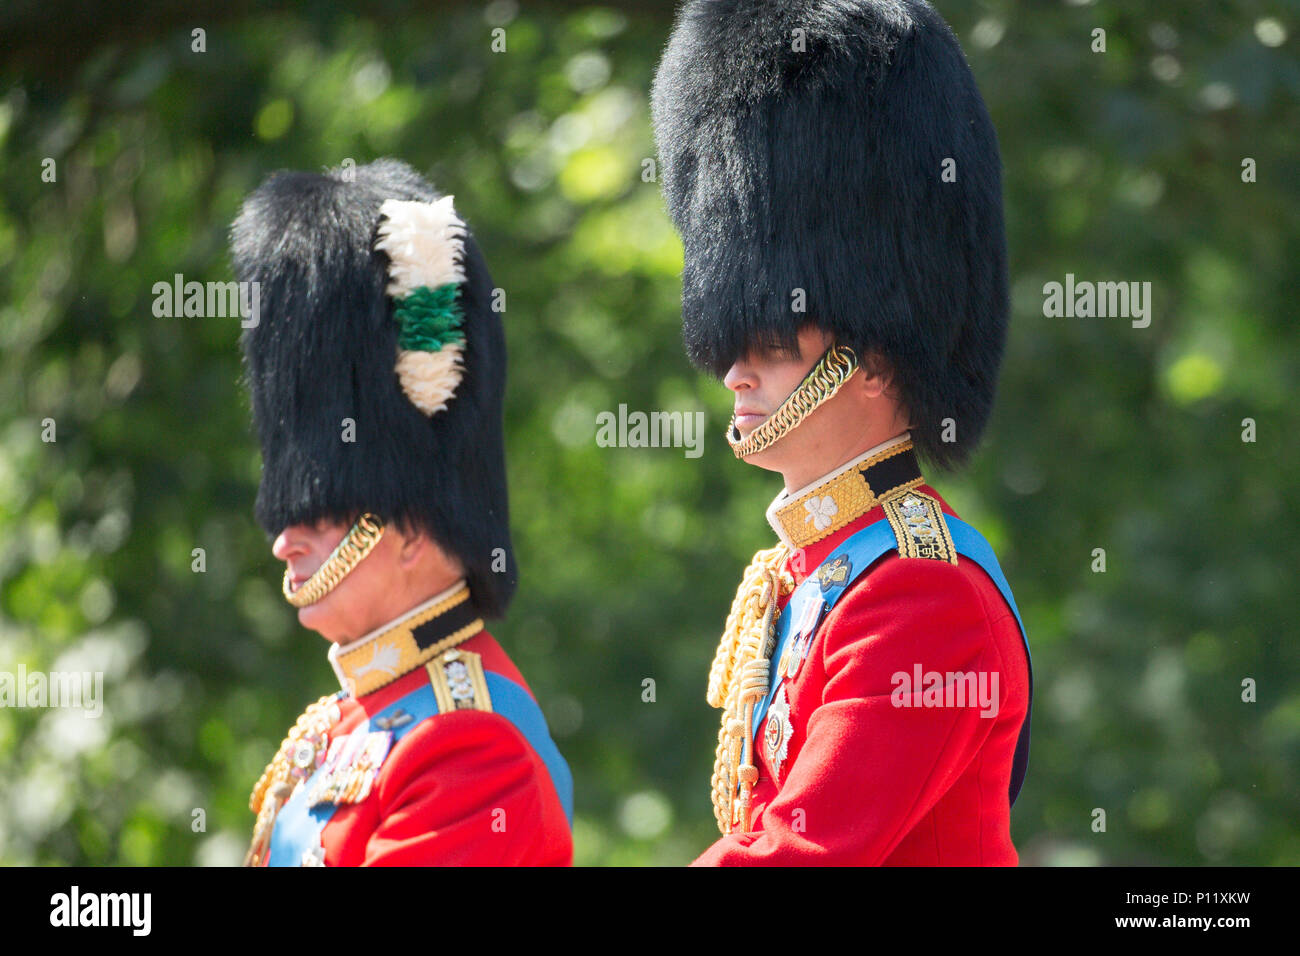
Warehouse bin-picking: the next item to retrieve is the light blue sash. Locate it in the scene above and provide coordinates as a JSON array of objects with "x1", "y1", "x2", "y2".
[{"x1": 752, "y1": 516, "x2": 1032, "y2": 806}]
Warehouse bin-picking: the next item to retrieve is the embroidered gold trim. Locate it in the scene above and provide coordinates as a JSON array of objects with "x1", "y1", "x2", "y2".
[
  {"x1": 333, "y1": 584, "x2": 483, "y2": 697},
  {"x1": 772, "y1": 441, "x2": 925, "y2": 549},
  {"x1": 707, "y1": 545, "x2": 793, "y2": 835},
  {"x1": 881, "y1": 490, "x2": 959, "y2": 565},
  {"x1": 427, "y1": 648, "x2": 493, "y2": 713},
  {"x1": 244, "y1": 780, "x2": 294, "y2": 868}
]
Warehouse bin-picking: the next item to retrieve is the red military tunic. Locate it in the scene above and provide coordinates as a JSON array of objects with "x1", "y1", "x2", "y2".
[
  {"x1": 694, "y1": 436, "x2": 1030, "y2": 866},
  {"x1": 246, "y1": 582, "x2": 573, "y2": 866}
]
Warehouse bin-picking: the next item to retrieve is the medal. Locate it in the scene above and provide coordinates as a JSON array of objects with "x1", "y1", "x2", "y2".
[
  {"x1": 783, "y1": 596, "x2": 824, "y2": 682},
  {"x1": 764, "y1": 687, "x2": 793, "y2": 779},
  {"x1": 308, "y1": 728, "x2": 393, "y2": 807},
  {"x1": 786, "y1": 633, "x2": 806, "y2": 681}
]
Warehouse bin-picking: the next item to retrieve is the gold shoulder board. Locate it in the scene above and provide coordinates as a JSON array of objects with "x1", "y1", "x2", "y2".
[
  {"x1": 426, "y1": 648, "x2": 494, "y2": 713},
  {"x1": 881, "y1": 490, "x2": 959, "y2": 565}
]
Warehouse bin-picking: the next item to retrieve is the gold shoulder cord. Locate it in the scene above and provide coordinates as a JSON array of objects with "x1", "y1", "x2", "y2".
[
  {"x1": 243, "y1": 694, "x2": 340, "y2": 867},
  {"x1": 726, "y1": 345, "x2": 859, "y2": 459},
  {"x1": 708, "y1": 545, "x2": 794, "y2": 834}
]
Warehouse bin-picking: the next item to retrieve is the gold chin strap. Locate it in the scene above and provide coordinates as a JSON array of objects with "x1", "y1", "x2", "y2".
[
  {"x1": 726, "y1": 344, "x2": 859, "y2": 459},
  {"x1": 281, "y1": 513, "x2": 386, "y2": 608}
]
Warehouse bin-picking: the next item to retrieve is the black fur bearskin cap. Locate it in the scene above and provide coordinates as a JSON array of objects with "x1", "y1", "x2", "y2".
[
  {"x1": 651, "y1": 0, "x2": 1009, "y2": 468},
  {"x1": 231, "y1": 158, "x2": 516, "y2": 617}
]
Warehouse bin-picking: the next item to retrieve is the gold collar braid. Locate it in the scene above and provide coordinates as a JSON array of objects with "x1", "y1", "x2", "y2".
[
  {"x1": 707, "y1": 545, "x2": 794, "y2": 834},
  {"x1": 330, "y1": 581, "x2": 483, "y2": 697},
  {"x1": 726, "y1": 344, "x2": 859, "y2": 459},
  {"x1": 282, "y1": 513, "x2": 386, "y2": 608},
  {"x1": 767, "y1": 438, "x2": 924, "y2": 551}
]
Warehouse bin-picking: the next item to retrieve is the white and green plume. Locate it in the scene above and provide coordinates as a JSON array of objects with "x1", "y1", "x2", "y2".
[{"x1": 374, "y1": 196, "x2": 469, "y2": 416}]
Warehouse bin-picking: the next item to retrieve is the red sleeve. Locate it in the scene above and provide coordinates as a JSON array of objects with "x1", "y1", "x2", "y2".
[
  {"x1": 692, "y1": 555, "x2": 1021, "y2": 866},
  {"x1": 360, "y1": 710, "x2": 567, "y2": 866}
]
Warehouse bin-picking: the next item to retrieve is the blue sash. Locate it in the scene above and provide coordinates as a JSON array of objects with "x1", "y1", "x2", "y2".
[
  {"x1": 484, "y1": 672, "x2": 574, "y2": 824},
  {"x1": 753, "y1": 516, "x2": 1032, "y2": 807},
  {"x1": 268, "y1": 670, "x2": 573, "y2": 866}
]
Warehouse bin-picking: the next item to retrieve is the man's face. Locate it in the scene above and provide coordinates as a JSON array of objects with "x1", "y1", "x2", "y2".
[
  {"x1": 722, "y1": 326, "x2": 837, "y2": 470},
  {"x1": 724, "y1": 326, "x2": 833, "y2": 436},
  {"x1": 272, "y1": 518, "x2": 404, "y2": 643},
  {"x1": 721, "y1": 326, "x2": 905, "y2": 487}
]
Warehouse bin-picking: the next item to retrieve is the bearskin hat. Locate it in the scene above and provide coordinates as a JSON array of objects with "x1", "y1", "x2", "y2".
[
  {"x1": 651, "y1": 0, "x2": 1008, "y2": 468},
  {"x1": 231, "y1": 158, "x2": 515, "y2": 617}
]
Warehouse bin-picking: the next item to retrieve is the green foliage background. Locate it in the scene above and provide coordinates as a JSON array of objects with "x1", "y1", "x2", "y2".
[{"x1": 1, "y1": 2, "x2": 1296, "y2": 866}]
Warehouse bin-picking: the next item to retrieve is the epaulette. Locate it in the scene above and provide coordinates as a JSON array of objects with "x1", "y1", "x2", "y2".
[
  {"x1": 426, "y1": 648, "x2": 494, "y2": 713},
  {"x1": 880, "y1": 490, "x2": 959, "y2": 565}
]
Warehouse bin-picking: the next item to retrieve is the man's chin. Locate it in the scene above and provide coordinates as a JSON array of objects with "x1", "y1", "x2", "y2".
[
  {"x1": 739, "y1": 446, "x2": 786, "y2": 472},
  {"x1": 296, "y1": 600, "x2": 345, "y2": 643},
  {"x1": 733, "y1": 430, "x2": 788, "y2": 471}
]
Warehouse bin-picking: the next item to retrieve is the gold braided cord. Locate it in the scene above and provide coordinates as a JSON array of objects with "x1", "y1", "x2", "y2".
[
  {"x1": 247, "y1": 695, "x2": 338, "y2": 816},
  {"x1": 282, "y1": 513, "x2": 386, "y2": 608},
  {"x1": 243, "y1": 693, "x2": 340, "y2": 866},
  {"x1": 726, "y1": 344, "x2": 859, "y2": 459},
  {"x1": 708, "y1": 545, "x2": 793, "y2": 834}
]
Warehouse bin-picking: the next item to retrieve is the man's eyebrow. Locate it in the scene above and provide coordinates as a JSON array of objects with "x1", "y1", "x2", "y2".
[{"x1": 747, "y1": 340, "x2": 802, "y2": 361}]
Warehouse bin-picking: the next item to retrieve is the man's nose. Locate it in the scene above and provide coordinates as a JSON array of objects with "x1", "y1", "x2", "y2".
[
  {"x1": 271, "y1": 527, "x2": 308, "y2": 561},
  {"x1": 723, "y1": 361, "x2": 755, "y2": 393}
]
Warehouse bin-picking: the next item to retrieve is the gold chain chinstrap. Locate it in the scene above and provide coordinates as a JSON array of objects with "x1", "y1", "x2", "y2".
[
  {"x1": 726, "y1": 345, "x2": 860, "y2": 459},
  {"x1": 282, "y1": 513, "x2": 386, "y2": 608}
]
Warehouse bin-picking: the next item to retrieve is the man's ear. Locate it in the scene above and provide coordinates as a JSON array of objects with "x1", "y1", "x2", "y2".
[
  {"x1": 395, "y1": 525, "x2": 427, "y2": 568},
  {"x1": 858, "y1": 350, "x2": 895, "y2": 399},
  {"x1": 859, "y1": 351, "x2": 910, "y2": 427},
  {"x1": 396, "y1": 526, "x2": 467, "y2": 577}
]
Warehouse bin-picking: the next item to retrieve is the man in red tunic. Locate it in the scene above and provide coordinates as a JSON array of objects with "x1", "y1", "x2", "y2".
[
  {"x1": 231, "y1": 158, "x2": 572, "y2": 866},
  {"x1": 650, "y1": 0, "x2": 1032, "y2": 864}
]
